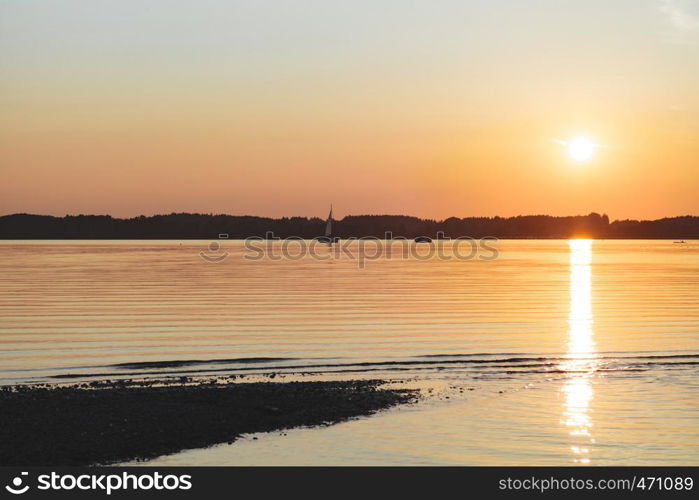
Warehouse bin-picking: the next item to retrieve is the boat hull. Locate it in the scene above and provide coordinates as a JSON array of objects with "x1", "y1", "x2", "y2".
[{"x1": 316, "y1": 236, "x2": 340, "y2": 243}]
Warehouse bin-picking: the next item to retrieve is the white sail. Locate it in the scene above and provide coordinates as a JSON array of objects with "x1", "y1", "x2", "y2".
[{"x1": 324, "y1": 205, "x2": 333, "y2": 237}]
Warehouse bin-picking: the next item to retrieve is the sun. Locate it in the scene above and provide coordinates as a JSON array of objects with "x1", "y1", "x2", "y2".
[{"x1": 567, "y1": 137, "x2": 598, "y2": 162}]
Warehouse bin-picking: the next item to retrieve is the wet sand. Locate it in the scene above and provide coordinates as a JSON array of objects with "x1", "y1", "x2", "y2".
[{"x1": 0, "y1": 379, "x2": 417, "y2": 466}]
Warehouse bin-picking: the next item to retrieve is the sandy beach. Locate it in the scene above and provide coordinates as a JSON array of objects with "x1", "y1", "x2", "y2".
[{"x1": 0, "y1": 379, "x2": 417, "y2": 466}]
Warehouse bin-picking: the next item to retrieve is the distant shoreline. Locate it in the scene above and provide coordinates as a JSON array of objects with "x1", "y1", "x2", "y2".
[
  {"x1": 0, "y1": 237, "x2": 696, "y2": 241},
  {"x1": 1, "y1": 213, "x2": 698, "y2": 239}
]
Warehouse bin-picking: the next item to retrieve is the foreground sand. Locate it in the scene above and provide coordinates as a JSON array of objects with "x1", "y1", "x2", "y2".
[{"x1": 0, "y1": 379, "x2": 417, "y2": 466}]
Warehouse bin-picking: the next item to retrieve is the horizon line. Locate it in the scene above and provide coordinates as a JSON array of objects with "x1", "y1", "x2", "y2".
[{"x1": 3, "y1": 212, "x2": 699, "y2": 224}]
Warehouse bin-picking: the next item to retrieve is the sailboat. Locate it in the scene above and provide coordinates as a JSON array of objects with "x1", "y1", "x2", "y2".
[{"x1": 316, "y1": 205, "x2": 340, "y2": 243}]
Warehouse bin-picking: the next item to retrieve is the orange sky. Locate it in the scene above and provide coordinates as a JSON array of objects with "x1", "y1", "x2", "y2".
[{"x1": 1, "y1": 1, "x2": 698, "y2": 220}]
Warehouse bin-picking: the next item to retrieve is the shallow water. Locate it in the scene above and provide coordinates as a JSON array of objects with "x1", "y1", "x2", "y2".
[{"x1": 1, "y1": 239, "x2": 697, "y2": 464}]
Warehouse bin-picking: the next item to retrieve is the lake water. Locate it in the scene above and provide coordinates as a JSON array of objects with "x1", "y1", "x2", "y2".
[{"x1": 1, "y1": 239, "x2": 697, "y2": 465}]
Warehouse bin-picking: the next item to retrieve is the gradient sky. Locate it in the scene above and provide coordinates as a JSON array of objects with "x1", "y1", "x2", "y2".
[{"x1": 1, "y1": 0, "x2": 698, "y2": 220}]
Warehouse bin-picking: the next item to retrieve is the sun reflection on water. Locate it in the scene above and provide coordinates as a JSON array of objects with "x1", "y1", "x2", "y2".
[{"x1": 561, "y1": 239, "x2": 597, "y2": 464}]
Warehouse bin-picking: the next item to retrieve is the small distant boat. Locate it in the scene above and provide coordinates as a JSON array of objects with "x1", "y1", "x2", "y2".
[
  {"x1": 414, "y1": 236, "x2": 433, "y2": 243},
  {"x1": 673, "y1": 240, "x2": 686, "y2": 244},
  {"x1": 316, "y1": 205, "x2": 340, "y2": 243}
]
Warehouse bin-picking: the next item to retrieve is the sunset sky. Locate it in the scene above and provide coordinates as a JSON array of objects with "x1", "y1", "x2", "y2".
[{"x1": 1, "y1": 0, "x2": 698, "y2": 220}]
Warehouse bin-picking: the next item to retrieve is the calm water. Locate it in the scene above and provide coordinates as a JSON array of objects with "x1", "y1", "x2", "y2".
[{"x1": 1, "y1": 239, "x2": 697, "y2": 465}]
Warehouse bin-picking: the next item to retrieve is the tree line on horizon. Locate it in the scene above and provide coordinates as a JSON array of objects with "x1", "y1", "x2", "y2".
[{"x1": 0, "y1": 212, "x2": 697, "y2": 239}]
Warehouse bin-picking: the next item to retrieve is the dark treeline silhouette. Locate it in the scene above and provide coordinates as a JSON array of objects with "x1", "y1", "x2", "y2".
[{"x1": 0, "y1": 212, "x2": 697, "y2": 239}]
